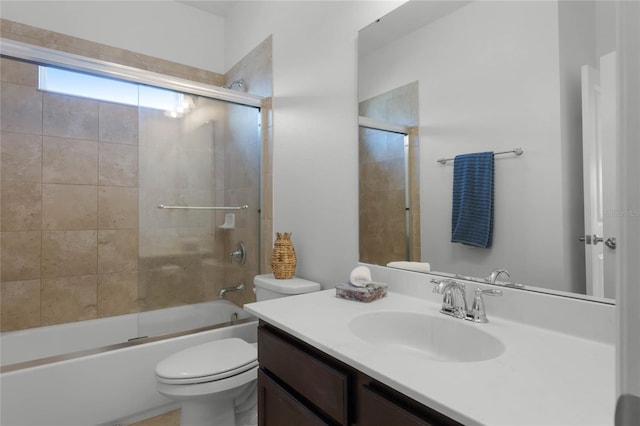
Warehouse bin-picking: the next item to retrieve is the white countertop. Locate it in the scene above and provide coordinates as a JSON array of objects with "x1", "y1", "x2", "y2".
[{"x1": 244, "y1": 289, "x2": 615, "y2": 426}]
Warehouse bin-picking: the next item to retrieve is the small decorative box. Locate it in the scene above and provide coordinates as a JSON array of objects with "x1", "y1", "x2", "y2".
[{"x1": 335, "y1": 282, "x2": 388, "y2": 303}]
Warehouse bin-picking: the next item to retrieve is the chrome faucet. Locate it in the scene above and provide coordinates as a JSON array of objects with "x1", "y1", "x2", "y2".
[
  {"x1": 218, "y1": 282, "x2": 244, "y2": 298},
  {"x1": 431, "y1": 279, "x2": 502, "y2": 322},
  {"x1": 431, "y1": 279, "x2": 467, "y2": 319},
  {"x1": 485, "y1": 268, "x2": 525, "y2": 288},
  {"x1": 468, "y1": 288, "x2": 503, "y2": 323},
  {"x1": 486, "y1": 268, "x2": 510, "y2": 284}
]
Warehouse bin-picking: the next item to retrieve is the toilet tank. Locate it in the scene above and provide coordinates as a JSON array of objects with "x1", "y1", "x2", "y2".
[{"x1": 253, "y1": 274, "x2": 321, "y2": 301}]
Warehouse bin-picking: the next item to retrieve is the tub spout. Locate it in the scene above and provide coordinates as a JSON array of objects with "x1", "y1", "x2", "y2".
[{"x1": 218, "y1": 283, "x2": 244, "y2": 298}]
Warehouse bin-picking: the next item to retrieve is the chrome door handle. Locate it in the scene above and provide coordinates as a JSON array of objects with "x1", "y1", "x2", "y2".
[
  {"x1": 592, "y1": 234, "x2": 604, "y2": 245},
  {"x1": 605, "y1": 237, "x2": 617, "y2": 250}
]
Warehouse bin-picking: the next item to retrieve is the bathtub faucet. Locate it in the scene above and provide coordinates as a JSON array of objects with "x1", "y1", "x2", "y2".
[{"x1": 218, "y1": 282, "x2": 244, "y2": 298}]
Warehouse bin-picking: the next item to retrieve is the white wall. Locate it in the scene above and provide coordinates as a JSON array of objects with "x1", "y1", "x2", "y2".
[
  {"x1": 0, "y1": 1, "x2": 226, "y2": 73},
  {"x1": 359, "y1": 1, "x2": 571, "y2": 291},
  {"x1": 224, "y1": 1, "x2": 404, "y2": 287},
  {"x1": 557, "y1": 1, "x2": 595, "y2": 294},
  {"x1": 557, "y1": 1, "x2": 618, "y2": 299},
  {"x1": 617, "y1": 0, "x2": 640, "y2": 401}
]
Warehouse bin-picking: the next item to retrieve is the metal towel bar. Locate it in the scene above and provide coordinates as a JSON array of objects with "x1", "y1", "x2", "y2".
[
  {"x1": 157, "y1": 204, "x2": 249, "y2": 211},
  {"x1": 437, "y1": 148, "x2": 523, "y2": 165}
]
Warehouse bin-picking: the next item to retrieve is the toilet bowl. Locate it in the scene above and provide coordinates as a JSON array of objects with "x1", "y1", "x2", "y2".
[
  {"x1": 155, "y1": 338, "x2": 258, "y2": 426},
  {"x1": 156, "y1": 274, "x2": 321, "y2": 425}
]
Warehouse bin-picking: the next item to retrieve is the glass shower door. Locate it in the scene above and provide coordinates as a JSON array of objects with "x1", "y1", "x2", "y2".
[{"x1": 136, "y1": 89, "x2": 261, "y2": 338}]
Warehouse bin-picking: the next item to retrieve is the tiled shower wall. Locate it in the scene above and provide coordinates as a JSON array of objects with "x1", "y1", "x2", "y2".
[
  {"x1": 1, "y1": 58, "x2": 140, "y2": 330},
  {"x1": 358, "y1": 81, "x2": 420, "y2": 266},
  {"x1": 0, "y1": 23, "x2": 273, "y2": 332},
  {"x1": 136, "y1": 99, "x2": 227, "y2": 312}
]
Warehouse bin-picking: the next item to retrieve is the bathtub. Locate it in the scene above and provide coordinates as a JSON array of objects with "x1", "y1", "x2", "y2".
[{"x1": 0, "y1": 300, "x2": 257, "y2": 426}]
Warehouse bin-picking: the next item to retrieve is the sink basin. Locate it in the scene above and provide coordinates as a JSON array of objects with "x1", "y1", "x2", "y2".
[{"x1": 348, "y1": 311, "x2": 505, "y2": 362}]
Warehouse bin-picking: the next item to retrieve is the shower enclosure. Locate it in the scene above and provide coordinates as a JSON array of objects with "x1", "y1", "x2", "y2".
[
  {"x1": 358, "y1": 81, "x2": 420, "y2": 266},
  {"x1": 0, "y1": 47, "x2": 264, "y2": 351}
]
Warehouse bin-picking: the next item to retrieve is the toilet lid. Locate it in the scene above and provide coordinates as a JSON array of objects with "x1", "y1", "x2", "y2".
[{"x1": 156, "y1": 338, "x2": 257, "y2": 384}]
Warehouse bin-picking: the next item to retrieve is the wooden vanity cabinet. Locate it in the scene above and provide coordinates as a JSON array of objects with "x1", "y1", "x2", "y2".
[
  {"x1": 257, "y1": 322, "x2": 461, "y2": 426},
  {"x1": 258, "y1": 323, "x2": 348, "y2": 425},
  {"x1": 257, "y1": 369, "x2": 330, "y2": 426}
]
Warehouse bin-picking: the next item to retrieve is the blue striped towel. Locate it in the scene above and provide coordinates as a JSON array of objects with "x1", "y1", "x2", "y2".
[{"x1": 451, "y1": 152, "x2": 494, "y2": 248}]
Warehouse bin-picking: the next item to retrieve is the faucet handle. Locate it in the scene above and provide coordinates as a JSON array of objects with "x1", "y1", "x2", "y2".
[
  {"x1": 431, "y1": 278, "x2": 447, "y2": 293},
  {"x1": 467, "y1": 288, "x2": 502, "y2": 323},
  {"x1": 431, "y1": 279, "x2": 468, "y2": 319}
]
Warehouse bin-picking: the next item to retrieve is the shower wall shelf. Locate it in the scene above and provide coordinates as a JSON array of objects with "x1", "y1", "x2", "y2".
[{"x1": 157, "y1": 204, "x2": 249, "y2": 211}]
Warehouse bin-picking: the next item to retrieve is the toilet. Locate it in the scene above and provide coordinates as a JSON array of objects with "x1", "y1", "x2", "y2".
[{"x1": 155, "y1": 274, "x2": 321, "y2": 426}]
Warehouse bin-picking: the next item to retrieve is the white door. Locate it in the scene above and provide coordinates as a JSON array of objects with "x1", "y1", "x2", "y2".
[
  {"x1": 599, "y1": 52, "x2": 618, "y2": 300},
  {"x1": 581, "y1": 63, "x2": 604, "y2": 297},
  {"x1": 581, "y1": 52, "x2": 618, "y2": 299}
]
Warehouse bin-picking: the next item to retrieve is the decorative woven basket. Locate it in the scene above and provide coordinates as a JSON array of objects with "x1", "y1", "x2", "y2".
[{"x1": 271, "y1": 232, "x2": 297, "y2": 279}]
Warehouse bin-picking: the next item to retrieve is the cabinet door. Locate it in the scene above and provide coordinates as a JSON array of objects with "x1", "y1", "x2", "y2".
[
  {"x1": 258, "y1": 326, "x2": 348, "y2": 424},
  {"x1": 258, "y1": 370, "x2": 329, "y2": 426},
  {"x1": 360, "y1": 385, "x2": 454, "y2": 426}
]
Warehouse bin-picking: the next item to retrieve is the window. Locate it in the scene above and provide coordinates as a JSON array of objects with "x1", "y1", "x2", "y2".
[{"x1": 38, "y1": 66, "x2": 186, "y2": 115}]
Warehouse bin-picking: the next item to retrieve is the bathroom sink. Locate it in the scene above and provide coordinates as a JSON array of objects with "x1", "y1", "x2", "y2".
[{"x1": 348, "y1": 311, "x2": 505, "y2": 362}]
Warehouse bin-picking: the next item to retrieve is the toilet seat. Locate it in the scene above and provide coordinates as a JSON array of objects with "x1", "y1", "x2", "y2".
[{"x1": 156, "y1": 338, "x2": 257, "y2": 385}]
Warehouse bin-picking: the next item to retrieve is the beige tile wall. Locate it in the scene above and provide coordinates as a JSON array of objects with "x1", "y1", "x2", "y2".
[
  {"x1": 358, "y1": 127, "x2": 408, "y2": 265},
  {"x1": 136, "y1": 100, "x2": 218, "y2": 311},
  {"x1": 1, "y1": 57, "x2": 140, "y2": 331},
  {"x1": 408, "y1": 127, "x2": 421, "y2": 260}
]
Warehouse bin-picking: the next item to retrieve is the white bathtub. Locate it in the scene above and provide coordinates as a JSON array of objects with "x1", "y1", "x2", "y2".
[{"x1": 0, "y1": 300, "x2": 257, "y2": 426}]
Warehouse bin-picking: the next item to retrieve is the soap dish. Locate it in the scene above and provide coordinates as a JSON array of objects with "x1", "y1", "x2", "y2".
[{"x1": 335, "y1": 282, "x2": 387, "y2": 303}]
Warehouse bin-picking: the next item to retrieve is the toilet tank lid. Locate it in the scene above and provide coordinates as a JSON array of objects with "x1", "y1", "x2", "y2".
[{"x1": 253, "y1": 274, "x2": 321, "y2": 294}]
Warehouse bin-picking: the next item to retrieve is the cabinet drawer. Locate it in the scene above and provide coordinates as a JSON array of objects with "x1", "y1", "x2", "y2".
[
  {"x1": 360, "y1": 385, "x2": 431, "y2": 426},
  {"x1": 360, "y1": 385, "x2": 460, "y2": 426},
  {"x1": 258, "y1": 326, "x2": 348, "y2": 425},
  {"x1": 258, "y1": 370, "x2": 329, "y2": 426}
]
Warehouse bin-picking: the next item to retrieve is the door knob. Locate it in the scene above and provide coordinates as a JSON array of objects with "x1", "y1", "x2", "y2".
[
  {"x1": 592, "y1": 234, "x2": 604, "y2": 245},
  {"x1": 605, "y1": 237, "x2": 617, "y2": 250}
]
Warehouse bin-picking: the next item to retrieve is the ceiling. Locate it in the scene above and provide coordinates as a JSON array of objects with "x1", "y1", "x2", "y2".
[
  {"x1": 358, "y1": 1, "x2": 471, "y2": 57},
  {"x1": 177, "y1": 1, "x2": 237, "y2": 17}
]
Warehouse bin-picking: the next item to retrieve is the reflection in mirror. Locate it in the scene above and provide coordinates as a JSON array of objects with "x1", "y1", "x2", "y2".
[
  {"x1": 358, "y1": 82, "x2": 420, "y2": 266},
  {"x1": 358, "y1": 0, "x2": 620, "y2": 302}
]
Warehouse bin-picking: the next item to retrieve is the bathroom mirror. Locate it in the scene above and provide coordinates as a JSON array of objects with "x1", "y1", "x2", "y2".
[{"x1": 358, "y1": 0, "x2": 621, "y2": 303}]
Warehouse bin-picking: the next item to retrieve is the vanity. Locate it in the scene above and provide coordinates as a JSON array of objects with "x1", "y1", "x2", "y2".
[
  {"x1": 244, "y1": 273, "x2": 615, "y2": 426},
  {"x1": 256, "y1": 321, "x2": 460, "y2": 425}
]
